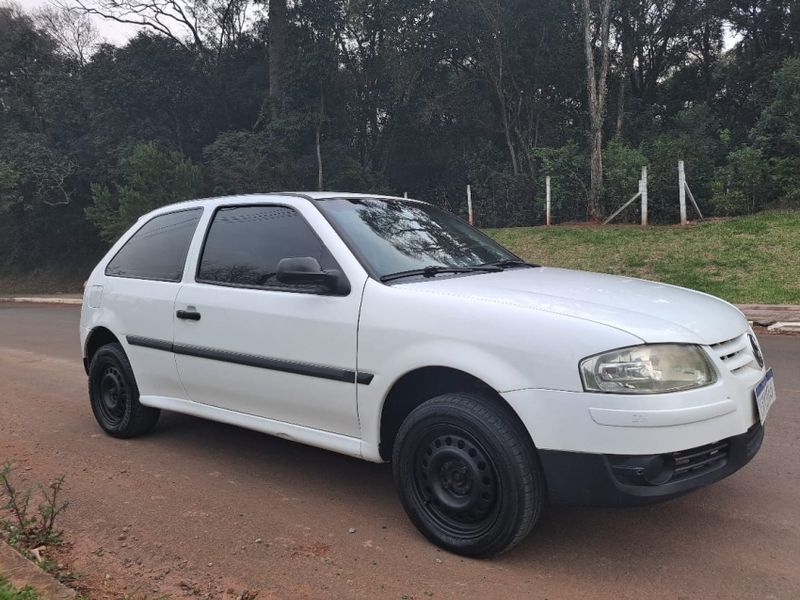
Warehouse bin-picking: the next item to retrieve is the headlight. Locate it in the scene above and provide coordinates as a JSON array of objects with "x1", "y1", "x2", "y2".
[{"x1": 580, "y1": 344, "x2": 717, "y2": 394}]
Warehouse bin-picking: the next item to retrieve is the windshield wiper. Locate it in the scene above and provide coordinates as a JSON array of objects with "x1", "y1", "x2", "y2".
[
  {"x1": 480, "y1": 259, "x2": 539, "y2": 269},
  {"x1": 380, "y1": 264, "x2": 502, "y2": 283}
]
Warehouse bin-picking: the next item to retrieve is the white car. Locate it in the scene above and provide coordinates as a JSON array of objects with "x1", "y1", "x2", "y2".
[{"x1": 80, "y1": 193, "x2": 775, "y2": 556}]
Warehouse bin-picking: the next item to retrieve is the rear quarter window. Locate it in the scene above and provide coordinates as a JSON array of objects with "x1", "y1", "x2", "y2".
[{"x1": 105, "y1": 208, "x2": 203, "y2": 282}]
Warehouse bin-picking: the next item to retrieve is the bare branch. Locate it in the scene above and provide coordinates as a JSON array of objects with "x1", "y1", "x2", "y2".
[
  {"x1": 68, "y1": 0, "x2": 256, "y2": 59},
  {"x1": 37, "y1": 3, "x2": 100, "y2": 64}
]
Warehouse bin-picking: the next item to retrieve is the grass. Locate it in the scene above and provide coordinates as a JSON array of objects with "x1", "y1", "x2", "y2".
[
  {"x1": 0, "y1": 577, "x2": 38, "y2": 600},
  {"x1": 486, "y1": 210, "x2": 800, "y2": 304}
]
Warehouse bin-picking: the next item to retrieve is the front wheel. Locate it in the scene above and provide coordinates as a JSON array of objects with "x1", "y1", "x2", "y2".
[
  {"x1": 88, "y1": 342, "x2": 160, "y2": 438},
  {"x1": 392, "y1": 392, "x2": 544, "y2": 557}
]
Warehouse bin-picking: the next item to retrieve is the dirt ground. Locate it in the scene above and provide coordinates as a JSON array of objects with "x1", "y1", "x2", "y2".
[{"x1": 1, "y1": 303, "x2": 799, "y2": 599}]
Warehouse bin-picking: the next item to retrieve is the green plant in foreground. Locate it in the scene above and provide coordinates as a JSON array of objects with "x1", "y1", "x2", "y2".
[
  {"x1": 0, "y1": 576, "x2": 39, "y2": 600},
  {"x1": 0, "y1": 463, "x2": 69, "y2": 551}
]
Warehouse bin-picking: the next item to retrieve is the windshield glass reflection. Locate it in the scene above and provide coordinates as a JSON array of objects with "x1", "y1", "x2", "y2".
[{"x1": 318, "y1": 198, "x2": 520, "y2": 278}]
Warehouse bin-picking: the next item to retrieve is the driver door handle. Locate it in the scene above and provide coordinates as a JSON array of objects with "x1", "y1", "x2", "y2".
[{"x1": 176, "y1": 310, "x2": 201, "y2": 321}]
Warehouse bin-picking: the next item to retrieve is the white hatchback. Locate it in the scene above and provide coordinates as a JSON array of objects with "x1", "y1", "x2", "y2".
[{"x1": 80, "y1": 193, "x2": 774, "y2": 556}]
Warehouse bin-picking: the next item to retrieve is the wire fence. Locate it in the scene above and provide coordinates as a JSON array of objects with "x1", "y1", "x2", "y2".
[{"x1": 412, "y1": 161, "x2": 709, "y2": 228}]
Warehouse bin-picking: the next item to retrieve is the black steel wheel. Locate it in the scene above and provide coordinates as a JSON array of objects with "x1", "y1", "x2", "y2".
[
  {"x1": 393, "y1": 392, "x2": 544, "y2": 557},
  {"x1": 88, "y1": 342, "x2": 160, "y2": 438},
  {"x1": 413, "y1": 427, "x2": 501, "y2": 538},
  {"x1": 96, "y1": 363, "x2": 128, "y2": 429}
]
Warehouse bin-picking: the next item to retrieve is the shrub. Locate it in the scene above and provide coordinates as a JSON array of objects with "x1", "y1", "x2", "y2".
[
  {"x1": 754, "y1": 57, "x2": 800, "y2": 206},
  {"x1": 710, "y1": 146, "x2": 772, "y2": 215},
  {"x1": 642, "y1": 105, "x2": 725, "y2": 222},
  {"x1": 603, "y1": 139, "x2": 647, "y2": 221},
  {"x1": 710, "y1": 184, "x2": 749, "y2": 216},
  {"x1": 86, "y1": 142, "x2": 202, "y2": 243},
  {"x1": 202, "y1": 130, "x2": 303, "y2": 195},
  {"x1": 0, "y1": 463, "x2": 69, "y2": 550},
  {"x1": 531, "y1": 144, "x2": 589, "y2": 222}
]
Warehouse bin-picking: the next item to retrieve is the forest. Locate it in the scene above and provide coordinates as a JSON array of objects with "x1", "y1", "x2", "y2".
[{"x1": 0, "y1": 0, "x2": 799, "y2": 278}]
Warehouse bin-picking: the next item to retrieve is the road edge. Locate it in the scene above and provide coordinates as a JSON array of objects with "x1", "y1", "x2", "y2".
[
  {"x1": 0, "y1": 297, "x2": 82, "y2": 306},
  {"x1": 0, "y1": 541, "x2": 76, "y2": 600}
]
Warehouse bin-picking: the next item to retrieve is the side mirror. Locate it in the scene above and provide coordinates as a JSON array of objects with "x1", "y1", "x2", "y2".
[{"x1": 276, "y1": 257, "x2": 350, "y2": 295}]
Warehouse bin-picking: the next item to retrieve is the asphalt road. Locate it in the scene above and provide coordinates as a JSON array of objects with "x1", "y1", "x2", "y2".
[{"x1": 1, "y1": 303, "x2": 798, "y2": 600}]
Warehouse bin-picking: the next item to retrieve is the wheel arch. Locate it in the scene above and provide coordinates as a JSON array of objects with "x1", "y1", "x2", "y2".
[
  {"x1": 377, "y1": 366, "x2": 534, "y2": 461},
  {"x1": 83, "y1": 326, "x2": 121, "y2": 373}
]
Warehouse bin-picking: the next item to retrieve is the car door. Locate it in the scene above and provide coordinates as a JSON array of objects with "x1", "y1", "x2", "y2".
[
  {"x1": 172, "y1": 202, "x2": 365, "y2": 437},
  {"x1": 101, "y1": 208, "x2": 204, "y2": 401}
]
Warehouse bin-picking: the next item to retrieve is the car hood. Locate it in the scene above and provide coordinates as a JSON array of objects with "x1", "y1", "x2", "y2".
[{"x1": 400, "y1": 267, "x2": 748, "y2": 345}]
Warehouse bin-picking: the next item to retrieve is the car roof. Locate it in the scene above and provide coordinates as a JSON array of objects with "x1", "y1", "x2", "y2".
[{"x1": 139, "y1": 192, "x2": 420, "y2": 221}]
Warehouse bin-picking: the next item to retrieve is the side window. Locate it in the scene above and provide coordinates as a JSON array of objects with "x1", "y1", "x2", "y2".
[
  {"x1": 197, "y1": 205, "x2": 339, "y2": 291},
  {"x1": 106, "y1": 209, "x2": 203, "y2": 282}
]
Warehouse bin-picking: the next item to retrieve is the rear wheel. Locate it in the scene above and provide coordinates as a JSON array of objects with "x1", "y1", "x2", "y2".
[
  {"x1": 88, "y1": 342, "x2": 160, "y2": 438},
  {"x1": 392, "y1": 392, "x2": 544, "y2": 557}
]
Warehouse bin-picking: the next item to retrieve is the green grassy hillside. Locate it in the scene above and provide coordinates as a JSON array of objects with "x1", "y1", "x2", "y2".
[{"x1": 487, "y1": 211, "x2": 800, "y2": 304}]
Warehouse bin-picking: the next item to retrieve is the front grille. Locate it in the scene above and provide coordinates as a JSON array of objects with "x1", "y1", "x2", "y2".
[
  {"x1": 671, "y1": 440, "x2": 729, "y2": 481},
  {"x1": 710, "y1": 334, "x2": 758, "y2": 375},
  {"x1": 609, "y1": 437, "x2": 731, "y2": 487},
  {"x1": 607, "y1": 422, "x2": 762, "y2": 490}
]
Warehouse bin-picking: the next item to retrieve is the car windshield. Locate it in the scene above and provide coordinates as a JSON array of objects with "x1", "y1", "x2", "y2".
[{"x1": 316, "y1": 197, "x2": 524, "y2": 280}]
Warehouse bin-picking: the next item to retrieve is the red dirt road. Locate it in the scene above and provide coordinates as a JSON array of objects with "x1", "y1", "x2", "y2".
[{"x1": 1, "y1": 303, "x2": 799, "y2": 599}]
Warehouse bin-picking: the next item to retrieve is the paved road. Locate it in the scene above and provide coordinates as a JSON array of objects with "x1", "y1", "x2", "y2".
[{"x1": 1, "y1": 304, "x2": 798, "y2": 600}]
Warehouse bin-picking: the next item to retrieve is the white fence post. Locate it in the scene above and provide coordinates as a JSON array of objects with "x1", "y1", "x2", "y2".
[
  {"x1": 678, "y1": 160, "x2": 688, "y2": 225},
  {"x1": 640, "y1": 166, "x2": 648, "y2": 226},
  {"x1": 685, "y1": 184, "x2": 704, "y2": 220},
  {"x1": 545, "y1": 176, "x2": 551, "y2": 226},
  {"x1": 466, "y1": 184, "x2": 473, "y2": 225}
]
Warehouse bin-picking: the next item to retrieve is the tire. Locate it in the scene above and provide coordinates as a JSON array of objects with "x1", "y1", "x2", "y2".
[
  {"x1": 88, "y1": 342, "x2": 160, "y2": 438},
  {"x1": 392, "y1": 392, "x2": 544, "y2": 557}
]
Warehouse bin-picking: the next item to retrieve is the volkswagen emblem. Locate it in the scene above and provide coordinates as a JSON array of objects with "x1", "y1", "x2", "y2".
[{"x1": 748, "y1": 333, "x2": 764, "y2": 368}]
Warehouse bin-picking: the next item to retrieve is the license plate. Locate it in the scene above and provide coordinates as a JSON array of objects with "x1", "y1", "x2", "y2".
[{"x1": 754, "y1": 368, "x2": 776, "y2": 425}]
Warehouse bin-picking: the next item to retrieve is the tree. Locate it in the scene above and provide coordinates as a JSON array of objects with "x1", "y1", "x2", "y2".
[
  {"x1": 580, "y1": 0, "x2": 612, "y2": 221},
  {"x1": 35, "y1": 5, "x2": 99, "y2": 64},
  {"x1": 80, "y1": 33, "x2": 224, "y2": 158},
  {"x1": 267, "y1": 0, "x2": 287, "y2": 108},
  {"x1": 0, "y1": 4, "x2": 59, "y2": 132},
  {"x1": 86, "y1": 142, "x2": 202, "y2": 242},
  {"x1": 288, "y1": 0, "x2": 346, "y2": 189},
  {"x1": 2, "y1": 0, "x2": 800, "y2": 280},
  {"x1": 0, "y1": 133, "x2": 75, "y2": 212},
  {"x1": 754, "y1": 57, "x2": 800, "y2": 204},
  {"x1": 72, "y1": 0, "x2": 253, "y2": 60},
  {"x1": 203, "y1": 130, "x2": 300, "y2": 193}
]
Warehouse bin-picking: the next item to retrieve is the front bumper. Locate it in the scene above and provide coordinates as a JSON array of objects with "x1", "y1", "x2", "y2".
[
  {"x1": 501, "y1": 344, "x2": 771, "y2": 505},
  {"x1": 502, "y1": 365, "x2": 764, "y2": 456},
  {"x1": 539, "y1": 421, "x2": 764, "y2": 506}
]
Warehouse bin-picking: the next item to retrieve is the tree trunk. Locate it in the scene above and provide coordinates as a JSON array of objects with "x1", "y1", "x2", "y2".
[
  {"x1": 590, "y1": 123, "x2": 603, "y2": 219},
  {"x1": 616, "y1": 2, "x2": 632, "y2": 138},
  {"x1": 316, "y1": 88, "x2": 324, "y2": 191},
  {"x1": 315, "y1": 124, "x2": 323, "y2": 190},
  {"x1": 581, "y1": 0, "x2": 612, "y2": 222},
  {"x1": 615, "y1": 76, "x2": 626, "y2": 137},
  {"x1": 501, "y1": 106, "x2": 520, "y2": 176},
  {"x1": 790, "y1": 0, "x2": 800, "y2": 54},
  {"x1": 268, "y1": 0, "x2": 287, "y2": 110}
]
